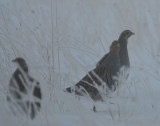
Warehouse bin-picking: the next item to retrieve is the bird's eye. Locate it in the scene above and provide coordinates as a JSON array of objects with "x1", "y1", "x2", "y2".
[
  {"x1": 123, "y1": 30, "x2": 129, "y2": 35},
  {"x1": 125, "y1": 31, "x2": 129, "y2": 35}
]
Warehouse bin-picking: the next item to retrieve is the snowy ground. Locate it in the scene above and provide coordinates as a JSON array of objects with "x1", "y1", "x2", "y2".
[{"x1": 0, "y1": 0, "x2": 160, "y2": 126}]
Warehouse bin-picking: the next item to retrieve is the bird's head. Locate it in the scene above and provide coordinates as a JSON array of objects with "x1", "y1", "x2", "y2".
[
  {"x1": 12, "y1": 57, "x2": 28, "y2": 72},
  {"x1": 110, "y1": 40, "x2": 120, "y2": 54},
  {"x1": 119, "y1": 30, "x2": 134, "y2": 40}
]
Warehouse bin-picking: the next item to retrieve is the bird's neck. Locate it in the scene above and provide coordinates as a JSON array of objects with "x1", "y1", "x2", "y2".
[
  {"x1": 108, "y1": 52, "x2": 120, "y2": 66},
  {"x1": 118, "y1": 37, "x2": 130, "y2": 67},
  {"x1": 18, "y1": 65, "x2": 29, "y2": 73},
  {"x1": 118, "y1": 37, "x2": 128, "y2": 47},
  {"x1": 23, "y1": 67, "x2": 29, "y2": 73},
  {"x1": 109, "y1": 52, "x2": 119, "y2": 59},
  {"x1": 110, "y1": 51, "x2": 119, "y2": 55}
]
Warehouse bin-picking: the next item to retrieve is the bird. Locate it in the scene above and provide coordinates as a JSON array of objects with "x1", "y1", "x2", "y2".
[
  {"x1": 97, "y1": 30, "x2": 134, "y2": 69},
  {"x1": 7, "y1": 57, "x2": 42, "y2": 119},
  {"x1": 118, "y1": 30, "x2": 134, "y2": 68},
  {"x1": 97, "y1": 30, "x2": 134, "y2": 83},
  {"x1": 66, "y1": 41, "x2": 121, "y2": 101}
]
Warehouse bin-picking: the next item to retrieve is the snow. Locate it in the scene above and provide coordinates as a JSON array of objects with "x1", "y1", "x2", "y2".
[{"x1": 0, "y1": 0, "x2": 160, "y2": 126}]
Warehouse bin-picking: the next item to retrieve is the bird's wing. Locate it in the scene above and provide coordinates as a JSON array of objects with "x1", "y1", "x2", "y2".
[
  {"x1": 94, "y1": 65, "x2": 106, "y2": 80},
  {"x1": 9, "y1": 69, "x2": 28, "y2": 95},
  {"x1": 104, "y1": 67, "x2": 114, "y2": 90},
  {"x1": 98, "y1": 53, "x2": 120, "y2": 91},
  {"x1": 96, "y1": 53, "x2": 109, "y2": 67},
  {"x1": 95, "y1": 65, "x2": 111, "y2": 86},
  {"x1": 33, "y1": 81, "x2": 42, "y2": 100}
]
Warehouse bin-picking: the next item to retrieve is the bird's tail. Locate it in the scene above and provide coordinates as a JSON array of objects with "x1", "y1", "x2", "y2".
[
  {"x1": 65, "y1": 86, "x2": 84, "y2": 97},
  {"x1": 65, "y1": 87, "x2": 72, "y2": 93}
]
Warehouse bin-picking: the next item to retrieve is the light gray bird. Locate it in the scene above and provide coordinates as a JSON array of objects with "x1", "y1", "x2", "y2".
[
  {"x1": 7, "y1": 57, "x2": 42, "y2": 119},
  {"x1": 66, "y1": 41, "x2": 120, "y2": 101}
]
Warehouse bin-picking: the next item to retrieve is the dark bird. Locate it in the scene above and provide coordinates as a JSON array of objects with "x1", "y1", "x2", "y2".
[
  {"x1": 7, "y1": 57, "x2": 42, "y2": 119},
  {"x1": 97, "y1": 30, "x2": 134, "y2": 68},
  {"x1": 118, "y1": 30, "x2": 134, "y2": 68},
  {"x1": 66, "y1": 41, "x2": 120, "y2": 101}
]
